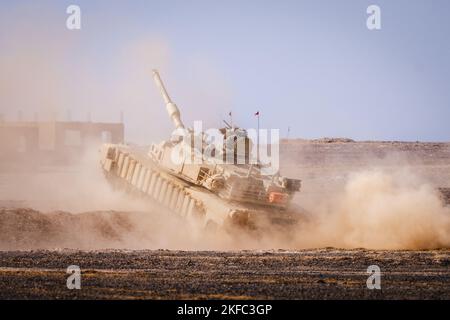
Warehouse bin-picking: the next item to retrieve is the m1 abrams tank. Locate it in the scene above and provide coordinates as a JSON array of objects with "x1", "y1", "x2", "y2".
[{"x1": 100, "y1": 70, "x2": 303, "y2": 231}]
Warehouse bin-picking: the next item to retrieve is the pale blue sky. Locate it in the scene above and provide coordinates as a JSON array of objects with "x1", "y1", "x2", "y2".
[{"x1": 0, "y1": 0, "x2": 449, "y2": 142}]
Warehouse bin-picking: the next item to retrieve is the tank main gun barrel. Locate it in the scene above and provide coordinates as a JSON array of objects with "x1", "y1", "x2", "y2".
[{"x1": 152, "y1": 69, "x2": 185, "y2": 130}]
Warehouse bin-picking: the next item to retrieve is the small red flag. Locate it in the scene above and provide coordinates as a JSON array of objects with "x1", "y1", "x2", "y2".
[{"x1": 254, "y1": 111, "x2": 260, "y2": 116}]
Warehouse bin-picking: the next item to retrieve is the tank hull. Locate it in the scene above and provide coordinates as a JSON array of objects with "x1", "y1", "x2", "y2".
[{"x1": 100, "y1": 144, "x2": 304, "y2": 231}]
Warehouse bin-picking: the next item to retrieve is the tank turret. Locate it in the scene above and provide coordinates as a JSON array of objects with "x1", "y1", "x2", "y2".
[{"x1": 148, "y1": 70, "x2": 301, "y2": 209}]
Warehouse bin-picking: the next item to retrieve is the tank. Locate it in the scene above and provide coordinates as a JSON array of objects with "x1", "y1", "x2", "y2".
[{"x1": 100, "y1": 70, "x2": 303, "y2": 231}]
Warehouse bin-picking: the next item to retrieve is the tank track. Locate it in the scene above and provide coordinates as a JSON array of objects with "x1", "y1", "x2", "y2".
[{"x1": 102, "y1": 145, "x2": 207, "y2": 221}]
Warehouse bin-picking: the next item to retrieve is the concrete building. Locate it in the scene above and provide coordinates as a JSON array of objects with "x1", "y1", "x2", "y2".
[{"x1": 0, "y1": 120, "x2": 124, "y2": 164}]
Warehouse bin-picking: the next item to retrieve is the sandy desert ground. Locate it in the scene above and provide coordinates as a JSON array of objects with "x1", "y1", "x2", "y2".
[
  {"x1": 0, "y1": 249, "x2": 449, "y2": 299},
  {"x1": 0, "y1": 140, "x2": 449, "y2": 299}
]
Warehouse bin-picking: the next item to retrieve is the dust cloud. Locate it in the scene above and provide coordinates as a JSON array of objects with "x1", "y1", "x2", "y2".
[
  {"x1": 1, "y1": 148, "x2": 449, "y2": 251},
  {"x1": 292, "y1": 168, "x2": 450, "y2": 250}
]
